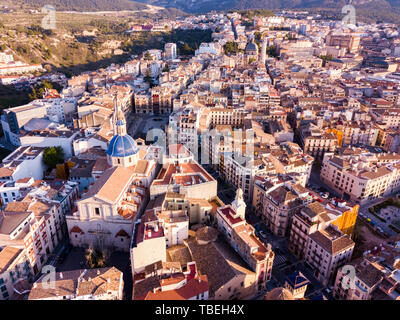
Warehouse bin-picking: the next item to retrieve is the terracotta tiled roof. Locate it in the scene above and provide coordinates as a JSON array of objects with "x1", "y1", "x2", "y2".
[
  {"x1": 28, "y1": 267, "x2": 123, "y2": 300},
  {"x1": 0, "y1": 246, "x2": 23, "y2": 273},
  {"x1": 115, "y1": 229, "x2": 130, "y2": 238},
  {"x1": 81, "y1": 166, "x2": 135, "y2": 203},
  {"x1": 70, "y1": 225, "x2": 84, "y2": 234}
]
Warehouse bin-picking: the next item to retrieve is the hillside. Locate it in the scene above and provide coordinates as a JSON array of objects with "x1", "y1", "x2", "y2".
[
  {"x1": 21, "y1": 0, "x2": 149, "y2": 11},
  {"x1": 135, "y1": 0, "x2": 400, "y2": 22}
]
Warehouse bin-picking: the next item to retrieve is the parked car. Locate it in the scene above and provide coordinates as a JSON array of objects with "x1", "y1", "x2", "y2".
[
  {"x1": 323, "y1": 288, "x2": 332, "y2": 295},
  {"x1": 259, "y1": 230, "x2": 267, "y2": 239},
  {"x1": 320, "y1": 192, "x2": 329, "y2": 199}
]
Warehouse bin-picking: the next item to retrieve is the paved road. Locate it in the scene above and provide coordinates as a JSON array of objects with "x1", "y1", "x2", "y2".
[
  {"x1": 247, "y1": 213, "x2": 328, "y2": 299},
  {"x1": 309, "y1": 165, "x2": 399, "y2": 237}
]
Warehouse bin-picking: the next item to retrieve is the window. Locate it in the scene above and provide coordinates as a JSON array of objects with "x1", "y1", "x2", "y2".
[{"x1": 95, "y1": 208, "x2": 100, "y2": 215}]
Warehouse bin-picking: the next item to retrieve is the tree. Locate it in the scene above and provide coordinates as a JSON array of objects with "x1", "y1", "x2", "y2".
[
  {"x1": 223, "y1": 41, "x2": 239, "y2": 55},
  {"x1": 85, "y1": 247, "x2": 107, "y2": 268},
  {"x1": 162, "y1": 64, "x2": 169, "y2": 72},
  {"x1": 43, "y1": 146, "x2": 65, "y2": 169},
  {"x1": 248, "y1": 57, "x2": 256, "y2": 64},
  {"x1": 180, "y1": 43, "x2": 194, "y2": 56},
  {"x1": 28, "y1": 80, "x2": 59, "y2": 101},
  {"x1": 266, "y1": 45, "x2": 278, "y2": 58}
]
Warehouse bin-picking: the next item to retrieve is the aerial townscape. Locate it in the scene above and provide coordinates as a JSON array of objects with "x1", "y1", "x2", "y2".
[{"x1": 0, "y1": 0, "x2": 400, "y2": 303}]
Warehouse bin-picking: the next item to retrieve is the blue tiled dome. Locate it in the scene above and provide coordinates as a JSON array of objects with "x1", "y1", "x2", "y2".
[
  {"x1": 245, "y1": 42, "x2": 258, "y2": 52},
  {"x1": 106, "y1": 134, "x2": 139, "y2": 158}
]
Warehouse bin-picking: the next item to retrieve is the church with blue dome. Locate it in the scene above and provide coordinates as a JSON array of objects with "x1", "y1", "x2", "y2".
[{"x1": 106, "y1": 96, "x2": 140, "y2": 167}]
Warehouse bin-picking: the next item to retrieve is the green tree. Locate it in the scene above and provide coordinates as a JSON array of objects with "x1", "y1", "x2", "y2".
[
  {"x1": 43, "y1": 146, "x2": 65, "y2": 169},
  {"x1": 85, "y1": 247, "x2": 107, "y2": 268},
  {"x1": 223, "y1": 41, "x2": 239, "y2": 55},
  {"x1": 162, "y1": 64, "x2": 169, "y2": 72},
  {"x1": 180, "y1": 43, "x2": 194, "y2": 56},
  {"x1": 28, "y1": 80, "x2": 56, "y2": 100},
  {"x1": 266, "y1": 46, "x2": 278, "y2": 58}
]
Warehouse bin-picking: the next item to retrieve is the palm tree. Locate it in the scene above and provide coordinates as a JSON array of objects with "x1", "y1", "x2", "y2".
[{"x1": 85, "y1": 247, "x2": 107, "y2": 268}]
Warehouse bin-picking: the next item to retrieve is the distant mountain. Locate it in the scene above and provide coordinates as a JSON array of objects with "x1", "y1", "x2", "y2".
[
  {"x1": 134, "y1": 0, "x2": 400, "y2": 22},
  {"x1": 22, "y1": 0, "x2": 150, "y2": 12}
]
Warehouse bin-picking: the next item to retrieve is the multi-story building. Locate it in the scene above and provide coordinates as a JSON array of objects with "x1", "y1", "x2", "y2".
[
  {"x1": 305, "y1": 225, "x2": 355, "y2": 286},
  {"x1": 333, "y1": 240, "x2": 400, "y2": 300},
  {"x1": 326, "y1": 32, "x2": 360, "y2": 53},
  {"x1": 0, "y1": 196, "x2": 65, "y2": 276},
  {"x1": 0, "y1": 146, "x2": 46, "y2": 183},
  {"x1": 288, "y1": 200, "x2": 356, "y2": 286},
  {"x1": 215, "y1": 189, "x2": 274, "y2": 291},
  {"x1": 299, "y1": 123, "x2": 338, "y2": 161},
  {"x1": 150, "y1": 160, "x2": 217, "y2": 201},
  {"x1": 164, "y1": 43, "x2": 177, "y2": 60},
  {"x1": 130, "y1": 210, "x2": 166, "y2": 276},
  {"x1": 0, "y1": 246, "x2": 31, "y2": 300},
  {"x1": 28, "y1": 267, "x2": 124, "y2": 300},
  {"x1": 321, "y1": 150, "x2": 400, "y2": 204},
  {"x1": 133, "y1": 261, "x2": 209, "y2": 300},
  {"x1": 1, "y1": 98, "x2": 76, "y2": 146},
  {"x1": 257, "y1": 182, "x2": 310, "y2": 237},
  {"x1": 67, "y1": 100, "x2": 157, "y2": 251}
]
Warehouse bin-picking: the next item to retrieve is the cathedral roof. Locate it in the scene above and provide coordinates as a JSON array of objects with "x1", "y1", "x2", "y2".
[{"x1": 106, "y1": 134, "x2": 139, "y2": 158}]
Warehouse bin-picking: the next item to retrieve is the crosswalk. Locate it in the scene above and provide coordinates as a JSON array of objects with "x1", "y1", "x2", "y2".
[{"x1": 273, "y1": 254, "x2": 288, "y2": 267}]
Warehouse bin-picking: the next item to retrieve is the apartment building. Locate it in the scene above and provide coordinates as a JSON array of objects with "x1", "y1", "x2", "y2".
[
  {"x1": 305, "y1": 225, "x2": 355, "y2": 286},
  {"x1": 321, "y1": 150, "x2": 400, "y2": 204},
  {"x1": 0, "y1": 197, "x2": 65, "y2": 276},
  {"x1": 223, "y1": 152, "x2": 267, "y2": 202},
  {"x1": 164, "y1": 43, "x2": 177, "y2": 60},
  {"x1": 133, "y1": 261, "x2": 209, "y2": 300},
  {"x1": 28, "y1": 267, "x2": 124, "y2": 300},
  {"x1": 333, "y1": 241, "x2": 400, "y2": 300},
  {"x1": 215, "y1": 189, "x2": 275, "y2": 291},
  {"x1": 130, "y1": 210, "x2": 166, "y2": 276},
  {"x1": 326, "y1": 32, "x2": 360, "y2": 53},
  {"x1": 0, "y1": 246, "x2": 31, "y2": 300},
  {"x1": 161, "y1": 192, "x2": 213, "y2": 225},
  {"x1": 299, "y1": 122, "x2": 338, "y2": 161},
  {"x1": 288, "y1": 200, "x2": 357, "y2": 286},
  {"x1": 257, "y1": 182, "x2": 310, "y2": 237},
  {"x1": 150, "y1": 160, "x2": 217, "y2": 201},
  {"x1": 0, "y1": 146, "x2": 46, "y2": 183}
]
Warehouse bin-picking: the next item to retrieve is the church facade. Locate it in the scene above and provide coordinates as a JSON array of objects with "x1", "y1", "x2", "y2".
[{"x1": 66, "y1": 96, "x2": 158, "y2": 251}]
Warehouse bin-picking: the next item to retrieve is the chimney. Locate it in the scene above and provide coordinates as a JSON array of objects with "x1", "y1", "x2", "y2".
[{"x1": 107, "y1": 278, "x2": 111, "y2": 283}]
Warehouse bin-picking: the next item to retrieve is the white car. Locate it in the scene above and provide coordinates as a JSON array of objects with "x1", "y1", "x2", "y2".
[{"x1": 259, "y1": 231, "x2": 267, "y2": 238}]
